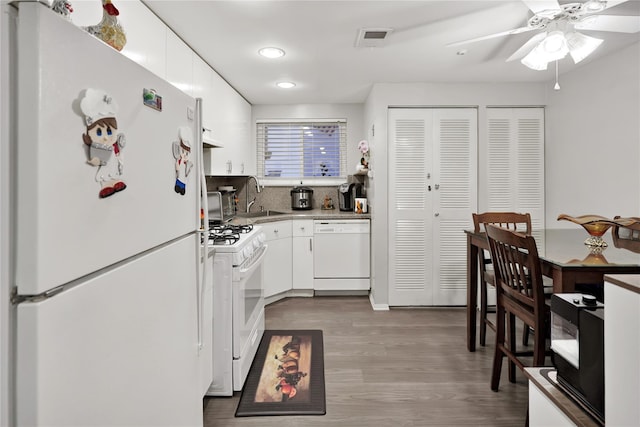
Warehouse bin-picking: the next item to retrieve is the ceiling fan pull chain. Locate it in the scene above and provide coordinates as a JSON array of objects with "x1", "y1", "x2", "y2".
[{"x1": 554, "y1": 60, "x2": 561, "y2": 91}]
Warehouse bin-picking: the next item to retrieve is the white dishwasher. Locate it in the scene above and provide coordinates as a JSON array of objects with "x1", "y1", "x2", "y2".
[{"x1": 313, "y1": 219, "x2": 370, "y2": 291}]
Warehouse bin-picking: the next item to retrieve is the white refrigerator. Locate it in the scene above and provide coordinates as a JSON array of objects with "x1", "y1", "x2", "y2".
[{"x1": 4, "y1": 2, "x2": 209, "y2": 426}]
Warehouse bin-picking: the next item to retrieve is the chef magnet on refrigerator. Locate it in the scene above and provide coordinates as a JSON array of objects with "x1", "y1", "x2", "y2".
[
  {"x1": 173, "y1": 126, "x2": 194, "y2": 195},
  {"x1": 80, "y1": 88, "x2": 127, "y2": 199}
]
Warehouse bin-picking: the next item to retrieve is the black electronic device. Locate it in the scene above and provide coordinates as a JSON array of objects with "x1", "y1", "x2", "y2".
[{"x1": 551, "y1": 293, "x2": 605, "y2": 423}]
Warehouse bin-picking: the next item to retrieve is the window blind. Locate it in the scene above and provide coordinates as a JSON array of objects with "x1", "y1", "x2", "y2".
[{"x1": 256, "y1": 120, "x2": 347, "y2": 179}]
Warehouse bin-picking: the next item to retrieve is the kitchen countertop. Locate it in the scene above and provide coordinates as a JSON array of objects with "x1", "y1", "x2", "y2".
[
  {"x1": 229, "y1": 208, "x2": 371, "y2": 225},
  {"x1": 604, "y1": 274, "x2": 640, "y2": 295},
  {"x1": 525, "y1": 367, "x2": 602, "y2": 427}
]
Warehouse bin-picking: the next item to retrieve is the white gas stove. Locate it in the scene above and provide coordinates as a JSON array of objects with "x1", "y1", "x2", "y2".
[
  {"x1": 206, "y1": 221, "x2": 267, "y2": 395},
  {"x1": 208, "y1": 223, "x2": 266, "y2": 266}
]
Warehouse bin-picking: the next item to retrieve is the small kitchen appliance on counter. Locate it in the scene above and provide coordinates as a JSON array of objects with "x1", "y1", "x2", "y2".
[
  {"x1": 551, "y1": 293, "x2": 605, "y2": 422},
  {"x1": 291, "y1": 186, "x2": 314, "y2": 210},
  {"x1": 338, "y1": 183, "x2": 364, "y2": 211},
  {"x1": 208, "y1": 190, "x2": 236, "y2": 222}
]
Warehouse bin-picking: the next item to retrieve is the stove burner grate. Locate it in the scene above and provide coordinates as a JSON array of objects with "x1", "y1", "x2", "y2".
[
  {"x1": 207, "y1": 222, "x2": 255, "y2": 246},
  {"x1": 209, "y1": 232, "x2": 240, "y2": 246}
]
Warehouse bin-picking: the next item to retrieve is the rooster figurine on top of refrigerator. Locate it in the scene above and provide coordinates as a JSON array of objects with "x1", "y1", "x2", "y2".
[{"x1": 83, "y1": 0, "x2": 127, "y2": 51}]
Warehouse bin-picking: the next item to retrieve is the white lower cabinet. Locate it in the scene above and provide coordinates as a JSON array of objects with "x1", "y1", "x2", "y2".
[
  {"x1": 292, "y1": 220, "x2": 314, "y2": 290},
  {"x1": 262, "y1": 221, "x2": 292, "y2": 298},
  {"x1": 605, "y1": 276, "x2": 640, "y2": 426},
  {"x1": 528, "y1": 382, "x2": 576, "y2": 427},
  {"x1": 263, "y1": 218, "x2": 371, "y2": 302}
]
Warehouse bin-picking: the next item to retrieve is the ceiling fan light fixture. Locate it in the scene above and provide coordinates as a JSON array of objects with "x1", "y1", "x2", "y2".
[
  {"x1": 521, "y1": 46, "x2": 549, "y2": 71},
  {"x1": 565, "y1": 32, "x2": 604, "y2": 63},
  {"x1": 521, "y1": 30, "x2": 569, "y2": 70},
  {"x1": 541, "y1": 30, "x2": 568, "y2": 55},
  {"x1": 583, "y1": 0, "x2": 607, "y2": 13}
]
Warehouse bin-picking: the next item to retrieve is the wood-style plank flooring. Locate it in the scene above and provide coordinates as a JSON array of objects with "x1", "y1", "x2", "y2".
[{"x1": 203, "y1": 296, "x2": 531, "y2": 426}]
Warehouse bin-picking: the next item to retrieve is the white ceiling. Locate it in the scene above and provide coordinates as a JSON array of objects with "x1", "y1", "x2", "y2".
[{"x1": 143, "y1": 0, "x2": 640, "y2": 105}]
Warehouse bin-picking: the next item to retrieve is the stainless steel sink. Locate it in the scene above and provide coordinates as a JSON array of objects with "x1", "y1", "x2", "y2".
[{"x1": 237, "y1": 210, "x2": 287, "y2": 218}]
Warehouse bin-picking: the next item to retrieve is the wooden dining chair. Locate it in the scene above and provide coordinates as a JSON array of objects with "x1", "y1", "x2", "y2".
[
  {"x1": 485, "y1": 224, "x2": 551, "y2": 391},
  {"x1": 612, "y1": 216, "x2": 640, "y2": 253},
  {"x1": 472, "y1": 212, "x2": 532, "y2": 346}
]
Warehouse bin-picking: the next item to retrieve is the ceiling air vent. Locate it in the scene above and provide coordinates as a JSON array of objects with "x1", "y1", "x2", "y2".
[{"x1": 355, "y1": 28, "x2": 393, "y2": 48}]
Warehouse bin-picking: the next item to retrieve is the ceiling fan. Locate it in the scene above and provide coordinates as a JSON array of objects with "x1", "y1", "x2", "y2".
[{"x1": 449, "y1": 0, "x2": 640, "y2": 71}]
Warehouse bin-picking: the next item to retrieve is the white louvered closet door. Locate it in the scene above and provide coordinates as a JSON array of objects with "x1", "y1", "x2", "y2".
[
  {"x1": 388, "y1": 108, "x2": 477, "y2": 306},
  {"x1": 486, "y1": 107, "x2": 545, "y2": 252}
]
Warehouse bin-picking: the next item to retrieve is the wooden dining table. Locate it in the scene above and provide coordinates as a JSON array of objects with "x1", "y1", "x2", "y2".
[{"x1": 466, "y1": 228, "x2": 640, "y2": 352}]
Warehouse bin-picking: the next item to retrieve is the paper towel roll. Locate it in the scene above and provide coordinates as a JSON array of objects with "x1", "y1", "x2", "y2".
[{"x1": 354, "y1": 198, "x2": 367, "y2": 214}]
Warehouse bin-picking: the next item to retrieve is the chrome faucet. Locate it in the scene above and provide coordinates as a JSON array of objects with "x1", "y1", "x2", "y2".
[
  {"x1": 248, "y1": 175, "x2": 261, "y2": 194},
  {"x1": 245, "y1": 175, "x2": 261, "y2": 213}
]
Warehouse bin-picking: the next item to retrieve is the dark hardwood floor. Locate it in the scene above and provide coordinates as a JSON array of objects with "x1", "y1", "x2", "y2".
[{"x1": 203, "y1": 296, "x2": 530, "y2": 426}]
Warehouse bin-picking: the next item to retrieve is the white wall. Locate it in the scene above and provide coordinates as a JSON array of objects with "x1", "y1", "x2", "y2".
[
  {"x1": 544, "y1": 41, "x2": 640, "y2": 227},
  {"x1": 364, "y1": 42, "x2": 640, "y2": 306},
  {"x1": 251, "y1": 103, "x2": 365, "y2": 185},
  {"x1": 364, "y1": 82, "x2": 547, "y2": 306}
]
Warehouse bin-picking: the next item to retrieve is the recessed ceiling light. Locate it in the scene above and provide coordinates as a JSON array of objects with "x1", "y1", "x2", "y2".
[
  {"x1": 259, "y1": 47, "x2": 285, "y2": 58},
  {"x1": 276, "y1": 81, "x2": 296, "y2": 89}
]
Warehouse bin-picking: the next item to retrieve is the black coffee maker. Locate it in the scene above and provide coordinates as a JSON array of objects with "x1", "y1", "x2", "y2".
[{"x1": 338, "y1": 183, "x2": 363, "y2": 211}]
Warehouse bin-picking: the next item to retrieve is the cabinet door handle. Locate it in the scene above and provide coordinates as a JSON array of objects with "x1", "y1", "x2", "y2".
[{"x1": 309, "y1": 238, "x2": 313, "y2": 252}]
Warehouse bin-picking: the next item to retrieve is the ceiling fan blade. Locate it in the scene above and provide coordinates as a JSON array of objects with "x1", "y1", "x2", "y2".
[
  {"x1": 447, "y1": 26, "x2": 534, "y2": 47},
  {"x1": 522, "y1": 0, "x2": 561, "y2": 16},
  {"x1": 575, "y1": 15, "x2": 640, "y2": 33},
  {"x1": 595, "y1": 0, "x2": 630, "y2": 12},
  {"x1": 506, "y1": 32, "x2": 548, "y2": 62}
]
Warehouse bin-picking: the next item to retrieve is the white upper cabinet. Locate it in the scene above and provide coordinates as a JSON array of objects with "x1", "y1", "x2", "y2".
[
  {"x1": 71, "y1": 1, "x2": 167, "y2": 79},
  {"x1": 73, "y1": 0, "x2": 253, "y2": 176},
  {"x1": 192, "y1": 56, "x2": 217, "y2": 145},
  {"x1": 166, "y1": 32, "x2": 193, "y2": 96},
  {"x1": 204, "y1": 72, "x2": 253, "y2": 175}
]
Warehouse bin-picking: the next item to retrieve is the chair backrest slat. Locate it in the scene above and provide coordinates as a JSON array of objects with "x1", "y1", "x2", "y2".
[
  {"x1": 613, "y1": 215, "x2": 640, "y2": 253},
  {"x1": 485, "y1": 224, "x2": 546, "y2": 320},
  {"x1": 473, "y1": 212, "x2": 532, "y2": 235}
]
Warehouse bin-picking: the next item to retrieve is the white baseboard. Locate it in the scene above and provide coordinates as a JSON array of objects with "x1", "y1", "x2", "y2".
[
  {"x1": 369, "y1": 293, "x2": 389, "y2": 311},
  {"x1": 265, "y1": 289, "x2": 313, "y2": 306}
]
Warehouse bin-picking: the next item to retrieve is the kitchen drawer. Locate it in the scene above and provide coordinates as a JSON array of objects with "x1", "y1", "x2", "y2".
[
  {"x1": 260, "y1": 221, "x2": 292, "y2": 241},
  {"x1": 292, "y1": 220, "x2": 314, "y2": 237}
]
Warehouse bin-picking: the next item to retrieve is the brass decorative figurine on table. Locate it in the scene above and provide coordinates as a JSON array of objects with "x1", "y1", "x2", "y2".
[{"x1": 557, "y1": 214, "x2": 640, "y2": 248}]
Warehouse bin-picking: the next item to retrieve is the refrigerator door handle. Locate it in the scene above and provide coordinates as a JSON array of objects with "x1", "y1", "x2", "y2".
[
  {"x1": 195, "y1": 98, "x2": 208, "y2": 352},
  {"x1": 12, "y1": 285, "x2": 65, "y2": 305}
]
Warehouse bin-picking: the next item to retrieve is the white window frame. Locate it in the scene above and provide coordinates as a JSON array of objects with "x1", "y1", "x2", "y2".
[{"x1": 256, "y1": 119, "x2": 347, "y2": 186}]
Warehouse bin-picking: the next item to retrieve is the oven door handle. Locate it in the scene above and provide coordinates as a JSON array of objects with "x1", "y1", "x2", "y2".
[{"x1": 237, "y1": 244, "x2": 268, "y2": 280}]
